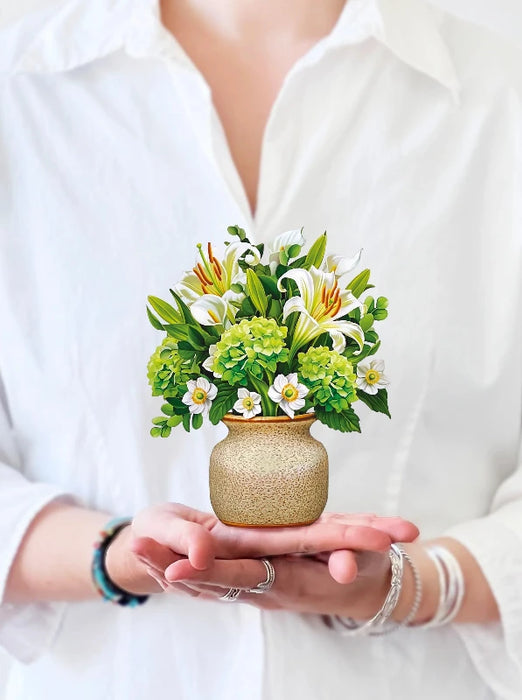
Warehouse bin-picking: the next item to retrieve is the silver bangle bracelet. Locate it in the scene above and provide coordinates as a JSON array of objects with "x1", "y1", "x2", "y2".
[
  {"x1": 329, "y1": 543, "x2": 405, "y2": 637},
  {"x1": 416, "y1": 545, "x2": 465, "y2": 628},
  {"x1": 395, "y1": 543, "x2": 423, "y2": 627}
]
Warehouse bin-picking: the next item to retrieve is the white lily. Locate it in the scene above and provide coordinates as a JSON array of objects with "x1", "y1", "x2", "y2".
[
  {"x1": 268, "y1": 229, "x2": 305, "y2": 272},
  {"x1": 191, "y1": 294, "x2": 236, "y2": 328},
  {"x1": 278, "y1": 266, "x2": 364, "y2": 354},
  {"x1": 175, "y1": 241, "x2": 260, "y2": 305},
  {"x1": 325, "y1": 249, "x2": 362, "y2": 278},
  {"x1": 182, "y1": 377, "x2": 218, "y2": 416},
  {"x1": 233, "y1": 388, "x2": 262, "y2": 419},
  {"x1": 356, "y1": 359, "x2": 389, "y2": 395},
  {"x1": 268, "y1": 373, "x2": 308, "y2": 419}
]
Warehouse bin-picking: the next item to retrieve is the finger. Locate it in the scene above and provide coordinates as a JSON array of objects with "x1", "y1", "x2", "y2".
[
  {"x1": 320, "y1": 513, "x2": 420, "y2": 543},
  {"x1": 165, "y1": 557, "x2": 270, "y2": 591},
  {"x1": 215, "y1": 520, "x2": 392, "y2": 558},
  {"x1": 327, "y1": 550, "x2": 358, "y2": 584},
  {"x1": 133, "y1": 506, "x2": 216, "y2": 570},
  {"x1": 131, "y1": 537, "x2": 183, "y2": 569}
]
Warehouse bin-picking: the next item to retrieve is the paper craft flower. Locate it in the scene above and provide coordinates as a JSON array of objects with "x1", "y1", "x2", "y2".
[
  {"x1": 204, "y1": 318, "x2": 289, "y2": 386},
  {"x1": 233, "y1": 389, "x2": 262, "y2": 419},
  {"x1": 147, "y1": 226, "x2": 390, "y2": 434},
  {"x1": 268, "y1": 373, "x2": 309, "y2": 419},
  {"x1": 278, "y1": 266, "x2": 364, "y2": 355},
  {"x1": 298, "y1": 346, "x2": 357, "y2": 412},
  {"x1": 356, "y1": 359, "x2": 389, "y2": 395},
  {"x1": 182, "y1": 377, "x2": 218, "y2": 415}
]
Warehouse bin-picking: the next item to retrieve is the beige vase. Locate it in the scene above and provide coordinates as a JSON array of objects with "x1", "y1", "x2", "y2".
[{"x1": 209, "y1": 413, "x2": 328, "y2": 527}]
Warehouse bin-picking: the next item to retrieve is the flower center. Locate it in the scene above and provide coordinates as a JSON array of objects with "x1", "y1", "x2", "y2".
[
  {"x1": 242, "y1": 397, "x2": 254, "y2": 410},
  {"x1": 317, "y1": 281, "x2": 342, "y2": 320},
  {"x1": 282, "y1": 384, "x2": 299, "y2": 402},
  {"x1": 192, "y1": 388, "x2": 208, "y2": 404},
  {"x1": 365, "y1": 370, "x2": 380, "y2": 385}
]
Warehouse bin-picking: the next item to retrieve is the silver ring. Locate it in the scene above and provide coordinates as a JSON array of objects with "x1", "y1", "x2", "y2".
[
  {"x1": 246, "y1": 558, "x2": 275, "y2": 595},
  {"x1": 220, "y1": 587, "x2": 241, "y2": 602}
]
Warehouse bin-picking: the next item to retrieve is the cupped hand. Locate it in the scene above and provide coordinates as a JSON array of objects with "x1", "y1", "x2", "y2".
[{"x1": 108, "y1": 502, "x2": 418, "y2": 596}]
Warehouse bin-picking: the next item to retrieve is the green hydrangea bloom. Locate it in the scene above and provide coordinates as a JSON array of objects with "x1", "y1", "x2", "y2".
[
  {"x1": 298, "y1": 346, "x2": 357, "y2": 412},
  {"x1": 147, "y1": 337, "x2": 194, "y2": 398},
  {"x1": 210, "y1": 318, "x2": 289, "y2": 386}
]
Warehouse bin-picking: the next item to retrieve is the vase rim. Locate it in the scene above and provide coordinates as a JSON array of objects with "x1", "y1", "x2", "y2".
[{"x1": 222, "y1": 413, "x2": 316, "y2": 425}]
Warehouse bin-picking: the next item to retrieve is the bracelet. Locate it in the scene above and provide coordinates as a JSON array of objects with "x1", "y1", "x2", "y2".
[
  {"x1": 328, "y1": 543, "x2": 404, "y2": 636},
  {"x1": 91, "y1": 516, "x2": 149, "y2": 607},
  {"x1": 416, "y1": 545, "x2": 465, "y2": 627},
  {"x1": 396, "y1": 544, "x2": 423, "y2": 626}
]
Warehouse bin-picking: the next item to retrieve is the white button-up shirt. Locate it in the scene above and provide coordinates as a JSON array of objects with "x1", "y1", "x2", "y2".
[{"x1": 0, "y1": 0, "x2": 521, "y2": 698}]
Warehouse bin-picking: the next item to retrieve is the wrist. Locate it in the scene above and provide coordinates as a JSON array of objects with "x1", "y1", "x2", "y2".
[
  {"x1": 391, "y1": 543, "x2": 438, "y2": 624},
  {"x1": 104, "y1": 524, "x2": 161, "y2": 596}
]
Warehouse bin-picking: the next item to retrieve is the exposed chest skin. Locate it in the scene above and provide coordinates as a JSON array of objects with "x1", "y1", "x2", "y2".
[{"x1": 160, "y1": 0, "x2": 345, "y2": 217}]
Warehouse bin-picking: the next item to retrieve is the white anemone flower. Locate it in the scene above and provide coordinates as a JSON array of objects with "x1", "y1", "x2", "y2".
[
  {"x1": 356, "y1": 359, "x2": 389, "y2": 395},
  {"x1": 268, "y1": 229, "x2": 305, "y2": 272},
  {"x1": 182, "y1": 377, "x2": 218, "y2": 416},
  {"x1": 325, "y1": 249, "x2": 362, "y2": 278},
  {"x1": 278, "y1": 266, "x2": 364, "y2": 355},
  {"x1": 268, "y1": 373, "x2": 309, "y2": 419},
  {"x1": 233, "y1": 389, "x2": 262, "y2": 419}
]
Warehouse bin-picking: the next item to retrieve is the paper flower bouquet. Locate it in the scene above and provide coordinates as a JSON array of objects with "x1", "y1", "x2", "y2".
[{"x1": 147, "y1": 227, "x2": 390, "y2": 526}]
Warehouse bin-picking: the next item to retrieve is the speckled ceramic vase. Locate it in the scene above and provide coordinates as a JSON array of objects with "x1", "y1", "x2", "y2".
[{"x1": 209, "y1": 414, "x2": 328, "y2": 527}]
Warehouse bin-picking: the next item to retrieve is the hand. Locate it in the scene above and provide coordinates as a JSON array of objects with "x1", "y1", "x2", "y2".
[
  {"x1": 105, "y1": 503, "x2": 419, "y2": 597},
  {"x1": 146, "y1": 548, "x2": 394, "y2": 619}
]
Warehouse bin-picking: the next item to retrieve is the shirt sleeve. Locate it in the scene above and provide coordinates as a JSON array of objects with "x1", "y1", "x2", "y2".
[
  {"x1": 444, "y1": 447, "x2": 522, "y2": 696},
  {"x1": 0, "y1": 375, "x2": 72, "y2": 664}
]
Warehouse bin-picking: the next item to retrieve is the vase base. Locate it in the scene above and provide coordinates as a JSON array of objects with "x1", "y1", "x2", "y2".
[{"x1": 218, "y1": 517, "x2": 320, "y2": 528}]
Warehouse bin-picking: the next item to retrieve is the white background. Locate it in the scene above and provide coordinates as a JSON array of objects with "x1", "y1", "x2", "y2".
[{"x1": 0, "y1": 0, "x2": 521, "y2": 694}]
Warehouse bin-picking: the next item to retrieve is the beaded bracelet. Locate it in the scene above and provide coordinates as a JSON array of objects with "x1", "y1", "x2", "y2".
[{"x1": 91, "y1": 517, "x2": 149, "y2": 607}]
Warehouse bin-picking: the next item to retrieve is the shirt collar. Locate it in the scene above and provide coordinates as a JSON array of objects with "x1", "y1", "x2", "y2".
[{"x1": 12, "y1": 0, "x2": 460, "y2": 99}]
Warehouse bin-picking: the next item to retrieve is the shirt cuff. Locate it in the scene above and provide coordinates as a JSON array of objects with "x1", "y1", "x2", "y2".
[
  {"x1": 0, "y1": 485, "x2": 72, "y2": 663},
  {"x1": 445, "y1": 516, "x2": 522, "y2": 697}
]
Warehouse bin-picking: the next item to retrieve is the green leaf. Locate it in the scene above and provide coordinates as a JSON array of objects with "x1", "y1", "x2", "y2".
[
  {"x1": 230, "y1": 283, "x2": 244, "y2": 294},
  {"x1": 360, "y1": 313, "x2": 374, "y2": 332},
  {"x1": 368, "y1": 340, "x2": 381, "y2": 356},
  {"x1": 373, "y1": 308, "x2": 388, "y2": 321},
  {"x1": 161, "y1": 403, "x2": 175, "y2": 416},
  {"x1": 356, "y1": 388, "x2": 391, "y2": 418},
  {"x1": 315, "y1": 406, "x2": 361, "y2": 433},
  {"x1": 376, "y1": 296, "x2": 389, "y2": 310},
  {"x1": 365, "y1": 330, "x2": 378, "y2": 343},
  {"x1": 147, "y1": 306, "x2": 166, "y2": 331},
  {"x1": 160, "y1": 425, "x2": 172, "y2": 438},
  {"x1": 148, "y1": 296, "x2": 183, "y2": 324},
  {"x1": 152, "y1": 416, "x2": 167, "y2": 425},
  {"x1": 163, "y1": 324, "x2": 190, "y2": 342},
  {"x1": 258, "y1": 275, "x2": 280, "y2": 298},
  {"x1": 167, "y1": 415, "x2": 183, "y2": 428},
  {"x1": 227, "y1": 225, "x2": 248, "y2": 241},
  {"x1": 192, "y1": 413, "x2": 204, "y2": 429},
  {"x1": 238, "y1": 296, "x2": 257, "y2": 318},
  {"x1": 169, "y1": 289, "x2": 198, "y2": 326},
  {"x1": 182, "y1": 413, "x2": 191, "y2": 432},
  {"x1": 247, "y1": 373, "x2": 274, "y2": 416},
  {"x1": 246, "y1": 268, "x2": 268, "y2": 315},
  {"x1": 209, "y1": 385, "x2": 237, "y2": 425},
  {"x1": 187, "y1": 326, "x2": 207, "y2": 351},
  {"x1": 268, "y1": 298, "x2": 282, "y2": 319},
  {"x1": 347, "y1": 270, "x2": 371, "y2": 298},
  {"x1": 150, "y1": 426, "x2": 162, "y2": 437},
  {"x1": 304, "y1": 232, "x2": 327, "y2": 269}
]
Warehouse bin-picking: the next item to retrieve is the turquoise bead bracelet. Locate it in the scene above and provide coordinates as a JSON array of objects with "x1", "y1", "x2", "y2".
[{"x1": 91, "y1": 517, "x2": 149, "y2": 607}]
